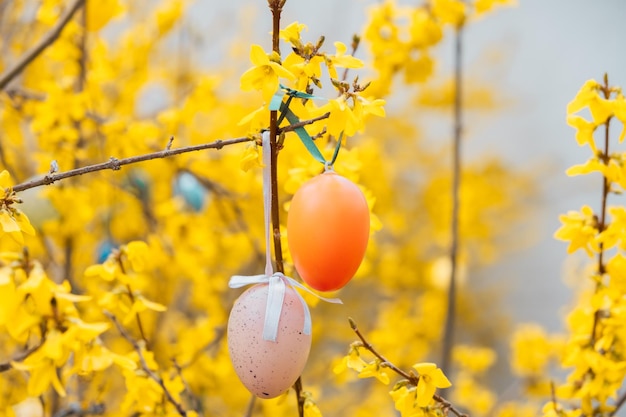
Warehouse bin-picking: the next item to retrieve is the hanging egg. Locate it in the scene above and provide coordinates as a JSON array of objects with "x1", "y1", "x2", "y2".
[
  {"x1": 172, "y1": 171, "x2": 207, "y2": 212},
  {"x1": 96, "y1": 239, "x2": 117, "y2": 263},
  {"x1": 287, "y1": 171, "x2": 370, "y2": 291},
  {"x1": 227, "y1": 283, "x2": 311, "y2": 398}
]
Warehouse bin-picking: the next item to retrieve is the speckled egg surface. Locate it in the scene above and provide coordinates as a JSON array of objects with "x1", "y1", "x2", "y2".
[{"x1": 227, "y1": 283, "x2": 311, "y2": 399}]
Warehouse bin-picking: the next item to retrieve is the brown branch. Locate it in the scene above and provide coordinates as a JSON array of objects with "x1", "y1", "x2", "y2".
[
  {"x1": 277, "y1": 112, "x2": 330, "y2": 134},
  {"x1": 0, "y1": 0, "x2": 86, "y2": 91},
  {"x1": 267, "y1": 1, "x2": 304, "y2": 416},
  {"x1": 172, "y1": 358, "x2": 201, "y2": 413},
  {"x1": 590, "y1": 74, "x2": 613, "y2": 347},
  {"x1": 104, "y1": 311, "x2": 189, "y2": 417},
  {"x1": 52, "y1": 403, "x2": 105, "y2": 417},
  {"x1": 0, "y1": 337, "x2": 46, "y2": 372},
  {"x1": 348, "y1": 318, "x2": 468, "y2": 417},
  {"x1": 115, "y1": 253, "x2": 149, "y2": 346},
  {"x1": 340, "y1": 35, "x2": 361, "y2": 82},
  {"x1": 441, "y1": 22, "x2": 464, "y2": 376},
  {"x1": 611, "y1": 389, "x2": 626, "y2": 417},
  {"x1": 11, "y1": 136, "x2": 252, "y2": 193},
  {"x1": 244, "y1": 394, "x2": 256, "y2": 417}
]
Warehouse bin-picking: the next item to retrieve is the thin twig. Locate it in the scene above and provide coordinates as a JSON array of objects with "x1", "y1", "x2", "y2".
[
  {"x1": 114, "y1": 251, "x2": 149, "y2": 346},
  {"x1": 244, "y1": 394, "x2": 256, "y2": 417},
  {"x1": 52, "y1": 403, "x2": 105, "y2": 417},
  {"x1": 11, "y1": 136, "x2": 252, "y2": 193},
  {"x1": 0, "y1": 337, "x2": 46, "y2": 372},
  {"x1": 0, "y1": 0, "x2": 86, "y2": 91},
  {"x1": 172, "y1": 358, "x2": 201, "y2": 413},
  {"x1": 441, "y1": 22, "x2": 464, "y2": 376},
  {"x1": 590, "y1": 75, "x2": 613, "y2": 345},
  {"x1": 348, "y1": 318, "x2": 468, "y2": 417},
  {"x1": 278, "y1": 112, "x2": 330, "y2": 133},
  {"x1": 104, "y1": 311, "x2": 189, "y2": 417},
  {"x1": 611, "y1": 389, "x2": 626, "y2": 417},
  {"x1": 340, "y1": 35, "x2": 360, "y2": 82}
]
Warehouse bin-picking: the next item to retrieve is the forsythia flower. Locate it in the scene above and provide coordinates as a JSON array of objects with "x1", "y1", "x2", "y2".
[
  {"x1": 566, "y1": 115, "x2": 597, "y2": 152},
  {"x1": 613, "y1": 93, "x2": 626, "y2": 142},
  {"x1": 333, "y1": 344, "x2": 367, "y2": 374},
  {"x1": 358, "y1": 361, "x2": 391, "y2": 384},
  {"x1": 279, "y1": 21, "x2": 307, "y2": 44},
  {"x1": 0, "y1": 171, "x2": 36, "y2": 245},
  {"x1": 511, "y1": 324, "x2": 552, "y2": 377},
  {"x1": 431, "y1": 0, "x2": 466, "y2": 26},
  {"x1": 390, "y1": 385, "x2": 425, "y2": 417},
  {"x1": 452, "y1": 345, "x2": 496, "y2": 374},
  {"x1": 326, "y1": 42, "x2": 364, "y2": 80},
  {"x1": 567, "y1": 79, "x2": 613, "y2": 125},
  {"x1": 554, "y1": 205, "x2": 599, "y2": 257},
  {"x1": 240, "y1": 44, "x2": 296, "y2": 101},
  {"x1": 412, "y1": 362, "x2": 452, "y2": 407},
  {"x1": 239, "y1": 144, "x2": 263, "y2": 172}
]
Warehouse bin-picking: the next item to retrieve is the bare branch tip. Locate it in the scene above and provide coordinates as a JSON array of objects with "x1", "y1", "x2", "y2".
[{"x1": 348, "y1": 317, "x2": 357, "y2": 330}]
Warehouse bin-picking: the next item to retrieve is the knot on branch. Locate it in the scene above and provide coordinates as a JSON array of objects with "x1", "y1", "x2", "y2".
[{"x1": 109, "y1": 157, "x2": 121, "y2": 171}]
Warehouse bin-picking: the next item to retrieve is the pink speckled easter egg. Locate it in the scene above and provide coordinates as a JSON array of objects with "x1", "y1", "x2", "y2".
[{"x1": 227, "y1": 283, "x2": 311, "y2": 399}]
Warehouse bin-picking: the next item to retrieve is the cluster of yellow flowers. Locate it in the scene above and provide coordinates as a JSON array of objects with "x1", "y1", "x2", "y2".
[
  {"x1": 363, "y1": 0, "x2": 514, "y2": 96},
  {"x1": 551, "y1": 78, "x2": 626, "y2": 416},
  {"x1": 509, "y1": 78, "x2": 626, "y2": 417},
  {"x1": 0, "y1": 0, "x2": 543, "y2": 416}
]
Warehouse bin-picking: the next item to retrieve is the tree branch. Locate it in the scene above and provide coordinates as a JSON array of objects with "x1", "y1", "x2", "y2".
[
  {"x1": 52, "y1": 403, "x2": 105, "y2": 417},
  {"x1": 348, "y1": 318, "x2": 468, "y2": 417},
  {"x1": 11, "y1": 136, "x2": 252, "y2": 193},
  {"x1": 0, "y1": 337, "x2": 46, "y2": 372},
  {"x1": 104, "y1": 311, "x2": 189, "y2": 417},
  {"x1": 611, "y1": 389, "x2": 626, "y2": 417},
  {"x1": 0, "y1": 0, "x2": 86, "y2": 91},
  {"x1": 441, "y1": 22, "x2": 464, "y2": 376},
  {"x1": 278, "y1": 112, "x2": 330, "y2": 134},
  {"x1": 267, "y1": 1, "x2": 304, "y2": 416}
]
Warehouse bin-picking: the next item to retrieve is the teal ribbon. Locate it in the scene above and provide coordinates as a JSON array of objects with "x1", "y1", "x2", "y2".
[{"x1": 269, "y1": 86, "x2": 343, "y2": 168}]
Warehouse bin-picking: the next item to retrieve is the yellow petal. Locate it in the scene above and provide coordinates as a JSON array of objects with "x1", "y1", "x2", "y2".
[
  {"x1": 0, "y1": 170, "x2": 11, "y2": 189},
  {"x1": 136, "y1": 296, "x2": 167, "y2": 312},
  {"x1": 13, "y1": 210, "x2": 35, "y2": 236},
  {"x1": 249, "y1": 44, "x2": 270, "y2": 66},
  {"x1": 429, "y1": 367, "x2": 452, "y2": 388},
  {"x1": 268, "y1": 62, "x2": 296, "y2": 80},
  {"x1": 416, "y1": 376, "x2": 436, "y2": 407},
  {"x1": 0, "y1": 210, "x2": 20, "y2": 233}
]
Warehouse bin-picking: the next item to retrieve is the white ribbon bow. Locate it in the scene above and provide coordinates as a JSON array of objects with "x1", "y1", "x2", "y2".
[{"x1": 228, "y1": 131, "x2": 342, "y2": 342}]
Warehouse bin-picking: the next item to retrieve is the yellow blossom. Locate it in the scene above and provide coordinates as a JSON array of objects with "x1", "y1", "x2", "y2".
[
  {"x1": 554, "y1": 205, "x2": 599, "y2": 256},
  {"x1": 614, "y1": 93, "x2": 626, "y2": 142},
  {"x1": 412, "y1": 362, "x2": 451, "y2": 407},
  {"x1": 358, "y1": 360, "x2": 391, "y2": 384},
  {"x1": 567, "y1": 115, "x2": 598, "y2": 152},
  {"x1": 326, "y1": 42, "x2": 364, "y2": 80},
  {"x1": 240, "y1": 44, "x2": 296, "y2": 101},
  {"x1": 431, "y1": 0, "x2": 466, "y2": 27},
  {"x1": 280, "y1": 21, "x2": 308, "y2": 44},
  {"x1": 240, "y1": 144, "x2": 263, "y2": 172},
  {"x1": 452, "y1": 345, "x2": 496, "y2": 374},
  {"x1": 567, "y1": 79, "x2": 613, "y2": 125},
  {"x1": 474, "y1": 0, "x2": 516, "y2": 16}
]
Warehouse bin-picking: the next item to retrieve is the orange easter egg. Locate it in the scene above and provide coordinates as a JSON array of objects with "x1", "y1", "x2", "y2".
[{"x1": 287, "y1": 171, "x2": 370, "y2": 291}]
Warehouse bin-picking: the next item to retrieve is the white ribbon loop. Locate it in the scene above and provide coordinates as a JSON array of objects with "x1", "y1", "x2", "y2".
[
  {"x1": 228, "y1": 273, "x2": 342, "y2": 342},
  {"x1": 228, "y1": 130, "x2": 342, "y2": 343}
]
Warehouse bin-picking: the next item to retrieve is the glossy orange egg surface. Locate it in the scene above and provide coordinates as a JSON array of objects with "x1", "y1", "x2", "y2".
[{"x1": 287, "y1": 171, "x2": 370, "y2": 291}]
